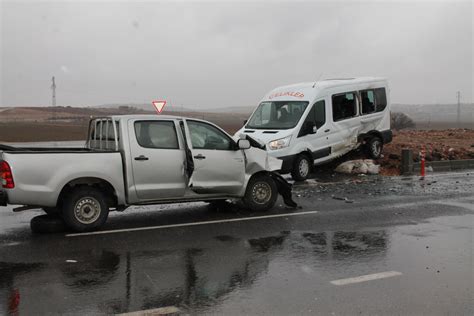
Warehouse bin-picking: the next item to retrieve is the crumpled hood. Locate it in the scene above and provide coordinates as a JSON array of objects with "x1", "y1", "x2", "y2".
[
  {"x1": 232, "y1": 133, "x2": 283, "y2": 173},
  {"x1": 244, "y1": 147, "x2": 282, "y2": 174}
]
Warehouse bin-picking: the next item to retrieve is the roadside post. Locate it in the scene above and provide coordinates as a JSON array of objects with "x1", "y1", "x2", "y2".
[
  {"x1": 401, "y1": 149, "x2": 413, "y2": 175},
  {"x1": 420, "y1": 146, "x2": 426, "y2": 179}
]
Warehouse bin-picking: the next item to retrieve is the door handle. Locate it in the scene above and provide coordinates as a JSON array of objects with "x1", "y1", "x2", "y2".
[
  {"x1": 193, "y1": 154, "x2": 206, "y2": 160},
  {"x1": 324, "y1": 129, "x2": 330, "y2": 133},
  {"x1": 134, "y1": 155, "x2": 149, "y2": 161}
]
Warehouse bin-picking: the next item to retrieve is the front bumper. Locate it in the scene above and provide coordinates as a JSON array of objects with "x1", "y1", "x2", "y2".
[
  {"x1": 0, "y1": 190, "x2": 7, "y2": 206},
  {"x1": 277, "y1": 155, "x2": 295, "y2": 174}
]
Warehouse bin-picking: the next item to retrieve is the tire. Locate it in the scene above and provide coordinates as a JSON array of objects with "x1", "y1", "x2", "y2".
[
  {"x1": 42, "y1": 207, "x2": 60, "y2": 216},
  {"x1": 291, "y1": 154, "x2": 312, "y2": 181},
  {"x1": 30, "y1": 215, "x2": 66, "y2": 234},
  {"x1": 62, "y1": 187, "x2": 109, "y2": 232},
  {"x1": 243, "y1": 174, "x2": 278, "y2": 212},
  {"x1": 367, "y1": 137, "x2": 383, "y2": 159}
]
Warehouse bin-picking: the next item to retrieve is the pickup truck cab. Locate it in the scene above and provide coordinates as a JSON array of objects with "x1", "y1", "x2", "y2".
[
  {"x1": 236, "y1": 77, "x2": 392, "y2": 181},
  {"x1": 0, "y1": 115, "x2": 289, "y2": 232}
]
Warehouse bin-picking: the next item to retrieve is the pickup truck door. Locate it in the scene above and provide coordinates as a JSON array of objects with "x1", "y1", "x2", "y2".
[
  {"x1": 184, "y1": 119, "x2": 246, "y2": 195},
  {"x1": 128, "y1": 119, "x2": 186, "y2": 201}
]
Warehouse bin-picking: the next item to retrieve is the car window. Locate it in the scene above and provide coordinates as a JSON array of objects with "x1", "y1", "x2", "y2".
[
  {"x1": 313, "y1": 100, "x2": 326, "y2": 128},
  {"x1": 134, "y1": 121, "x2": 179, "y2": 149},
  {"x1": 361, "y1": 90, "x2": 376, "y2": 114},
  {"x1": 246, "y1": 101, "x2": 309, "y2": 129},
  {"x1": 332, "y1": 92, "x2": 358, "y2": 121},
  {"x1": 299, "y1": 100, "x2": 326, "y2": 137},
  {"x1": 187, "y1": 120, "x2": 233, "y2": 150},
  {"x1": 375, "y1": 88, "x2": 387, "y2": 112}
]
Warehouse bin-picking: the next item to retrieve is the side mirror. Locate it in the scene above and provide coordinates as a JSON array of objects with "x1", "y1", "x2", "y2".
[
  {"x1": 243, "y1": 119, "x2": 248, "y2": 126},
  {"x1": 304, "y1": 121, "x2": 317, "y2": 135},
  {"x1": 237, "y1": 139, "x2": 251, "y2": 150}
]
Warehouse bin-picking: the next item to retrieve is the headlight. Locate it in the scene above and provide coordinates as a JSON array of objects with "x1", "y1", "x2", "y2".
[{"x1": 268, "y1": 135, "x2": 292, "y2": 150}]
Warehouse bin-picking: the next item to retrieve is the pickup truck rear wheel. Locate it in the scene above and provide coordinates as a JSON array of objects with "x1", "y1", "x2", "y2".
[
  {"x1": 244, "y1": 174, "x2": 278, "y2": 212},
  {"x1": 62, "y1": 187, "x2": 109, "y2": 232}
]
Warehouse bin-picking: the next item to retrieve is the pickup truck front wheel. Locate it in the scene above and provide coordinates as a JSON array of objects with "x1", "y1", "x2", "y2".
[
  {"x1": 244, "y1": 174, "x2": 278, "y2": 212},
  {"x1": 62, "y1": 187, "x2": 109, "y2": 232}
]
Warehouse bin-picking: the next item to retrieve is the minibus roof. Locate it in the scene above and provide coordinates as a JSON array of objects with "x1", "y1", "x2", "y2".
[{"x1": 262, "y1": 77, "x2": 387, "y2": 102}]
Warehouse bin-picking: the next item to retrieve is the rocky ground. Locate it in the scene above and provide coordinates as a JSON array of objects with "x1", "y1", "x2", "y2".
[{"x1": 379, "y1": 129, "x2": 474, "y2": 175}]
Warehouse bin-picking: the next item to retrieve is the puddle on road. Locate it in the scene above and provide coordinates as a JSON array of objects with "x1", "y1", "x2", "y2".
[{"x1": 0, "y1": 214, "x2": 472, "y2": 315}]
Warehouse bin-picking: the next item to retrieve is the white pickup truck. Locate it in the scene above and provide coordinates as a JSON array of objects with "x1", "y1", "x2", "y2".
[{"x1": 0, "y1": 115, "x2": 296, "y2": 232}]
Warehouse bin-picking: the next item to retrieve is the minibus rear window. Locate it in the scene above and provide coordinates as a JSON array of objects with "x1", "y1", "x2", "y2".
[
  {"x1": 375, "y1": 88, "x2": 387, "y2": 112},
  {"x1": 246, "y1": 101, "x2": 309, "y2": 129}
]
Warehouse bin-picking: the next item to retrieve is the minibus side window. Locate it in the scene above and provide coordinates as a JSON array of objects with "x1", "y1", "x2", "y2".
[
  {"x1": 332, "y1": 92, "x2": 358, "y2": 122},
  {"x1": 375, "y1": 88, "x2": 387, "y2": 112},
  {"x1": 360, "y1": 90, "x2": 376, "y2": 114}
]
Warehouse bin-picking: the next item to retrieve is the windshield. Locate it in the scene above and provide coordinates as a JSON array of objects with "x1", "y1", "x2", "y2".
[{"x1": 246, "y1": 101, "x2": 309, "y2": 129}]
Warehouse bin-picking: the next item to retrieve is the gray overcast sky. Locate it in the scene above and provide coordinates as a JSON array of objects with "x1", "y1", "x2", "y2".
[{"x1": 1, "y1": 0, "x2": 472, "y2": 109}]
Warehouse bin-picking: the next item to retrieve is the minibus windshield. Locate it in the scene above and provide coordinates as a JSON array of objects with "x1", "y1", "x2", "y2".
[{"x1": 246, "y1": 101, "x2": 309, "y2": 129}]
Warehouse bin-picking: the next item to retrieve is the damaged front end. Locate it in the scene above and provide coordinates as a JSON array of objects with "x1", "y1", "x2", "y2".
[{"x1": 241, "y1": 136, "x2": 298, "y2": 208}]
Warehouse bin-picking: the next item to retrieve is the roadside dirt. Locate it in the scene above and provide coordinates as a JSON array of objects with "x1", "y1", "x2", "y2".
[{"x1": 379, "y1": 129, "x2": 474, "y2": 175}]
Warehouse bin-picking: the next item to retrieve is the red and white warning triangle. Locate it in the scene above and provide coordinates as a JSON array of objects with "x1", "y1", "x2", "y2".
[{"x1": 152, "y1": 100, "x2": 167, "y2": 113}]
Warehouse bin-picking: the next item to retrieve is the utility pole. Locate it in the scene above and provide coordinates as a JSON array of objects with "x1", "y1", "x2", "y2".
[
  {"x1": 456, "y1": 91, "x2": 461, "y2": 127},
  {"x1": 51, "y1": 76, "x2": 56, "y2": 121}
]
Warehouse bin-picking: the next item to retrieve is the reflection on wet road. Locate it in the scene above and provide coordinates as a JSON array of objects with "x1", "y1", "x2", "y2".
[{"x1": 0, "y1": 172, "x2": 473, "y2": 315}]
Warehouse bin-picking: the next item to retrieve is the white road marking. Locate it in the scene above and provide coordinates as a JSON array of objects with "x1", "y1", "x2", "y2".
[
  {"x1": 433, "y1": 201, "x2": 474, "y2": 212},
  {"x1": 66, "y1": 210, "x2": 319, "y2": 237},
  {"x1": 116, "y1": 306, "x2": 179, "y2": 316},
  {"x1": 330, "y1": 271, "x2": 402, "y2": 286}
]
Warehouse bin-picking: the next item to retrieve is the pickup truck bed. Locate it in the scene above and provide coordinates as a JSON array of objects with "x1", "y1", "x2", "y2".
[{"x1": 1, "y1": 149, "x2": 126, "y2": 207}]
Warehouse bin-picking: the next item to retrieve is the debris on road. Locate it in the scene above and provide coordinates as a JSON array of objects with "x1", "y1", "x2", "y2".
[{"x1": 335, "y1": 159, "x2": 380, "y2": 175}]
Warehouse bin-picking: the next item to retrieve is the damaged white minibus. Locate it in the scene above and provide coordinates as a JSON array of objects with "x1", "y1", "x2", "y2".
[{"x1": 236, "y1": 77, "x2": 392, "y2": 181}]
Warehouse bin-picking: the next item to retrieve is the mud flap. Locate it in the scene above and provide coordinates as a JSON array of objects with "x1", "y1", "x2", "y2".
[{"x1": 269, "y1": 172, "x2": 298, "y2": 208}]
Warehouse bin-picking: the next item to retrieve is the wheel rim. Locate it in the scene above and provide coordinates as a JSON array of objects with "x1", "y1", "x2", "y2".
[
  {"x1": 252, "y1": 182, "x2": 272, "y2": 205},
  {"x1": 74, "y1": 197, "x2": 101, "y2": 224},
  {"x1": 371, "y1": 141, "x2": 381, "y2": 157},
  {"x1": 299, "y1": 158, "x2": 310, "y2": 177}
]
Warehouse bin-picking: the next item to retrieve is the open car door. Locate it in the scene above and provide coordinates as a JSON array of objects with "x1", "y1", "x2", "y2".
[{"x1": 183, "y1": 119, "x2": 246, "y2": 195}]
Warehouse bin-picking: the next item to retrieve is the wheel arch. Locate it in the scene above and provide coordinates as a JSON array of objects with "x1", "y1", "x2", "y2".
[
  {"x1": 358, "y1": 130, "x2": 383, "y2": 144},
  {"x1": 57, "y1": 177, "x2": 118, "y2": 208}
]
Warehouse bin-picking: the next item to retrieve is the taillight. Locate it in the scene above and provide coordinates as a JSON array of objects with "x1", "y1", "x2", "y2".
[{"x1": 0, "y1": 161, "x2": 14, "y2": 189}]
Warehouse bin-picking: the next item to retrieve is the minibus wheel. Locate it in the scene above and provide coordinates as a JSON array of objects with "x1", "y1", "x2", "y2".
[
  {"x1": 291, "y1": 154, "x2": 312, "y2": 181},
  {"x1": 367, "y1": 137, "x2": 383, "y2": 159}
]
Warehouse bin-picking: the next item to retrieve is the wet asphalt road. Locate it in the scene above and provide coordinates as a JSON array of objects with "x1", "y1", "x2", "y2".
[{"x1": 0, "y1": 171, "x2": 473, "y2": 315}]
